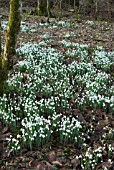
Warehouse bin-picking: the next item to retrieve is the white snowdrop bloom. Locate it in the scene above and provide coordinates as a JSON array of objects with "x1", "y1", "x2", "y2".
[
  {"x1": 25, "y1": 132, "x2": 28, "y2": 136},
  {"x1": 20, "y1": 128, "x2": 25, "y2": 135},
  {"x1": 75, "y1": 155, "x2": 79, "y2": 160},
  {"x1": 78, "y1": 154, "x2": 82, "y2": 158},
  {"x1": 108, "y1": 159, "x2": 113, "y2": 164},
  {"x1": 97, "y1": 153, "x2": 102, "y2": 157},
  {"x1": 33, "y1": 131, "x2": 37, "y2": 137},
  {"x1": 103, "y1": 167, "x2": 108, "y2": 170},
  {"x1": 23, "y1": 137, "x2": 27, "y2": 142},
  {"x1": 75, "y1": 121, "x2": 82, "y2": 128},
  {"x1": 66, "y1": 129, "x2": 70, "y2": 133},
  {"x1": 63, "y1": 132, "x2": 67, "y2": 136},
  {"x1": 6, "y1": 137, "x2": 11, "y2": 142},
  {"x1": 17, "y1": 134, "x2": 21, "y2": 139},
  {"x1": 39, "y1": 120, "x2": 43, "y2": 126},
  {"x1": 75, "y1": 137, "x2": 77, "y2": 142},
  {"x1": 39, "y1": 133, "x2": 45, "y2": 138},
  {"x1": 44, "y1": 119, "x2": 51, "y2": 125},
  {"x1": 108, "y1": 144, "x2": 112, "y2": 151},
  {"x1": 12, "y1": 138, "x2": 17, "y2": 142},
  {"x1": 39, "y1": 127, "x2": 44, "y2": 134},
  {"x1": 110, "y1": 96, "x2": 114, "y2": 102},
  {"x1": 50, "y1": 130, "x2": 53, "y2": 133},
  {"x1": 45, "y1": 124, "x2": 49, "y2": 130},
  {"x1": 11, "y1": 146, "x2": 14, "y2": 150},
  {"x1": 21, "y1": 120, "x2": 26, "y2": 127},
  {"x1": 31, "y1": 137, "x2": 34, "y2": 141},
  {"x1": 94, "y1": 146, "x2": 102, "y2": 153},
  {"x1": 17, "y1": 146, "x2": 21, "y2": 150}
]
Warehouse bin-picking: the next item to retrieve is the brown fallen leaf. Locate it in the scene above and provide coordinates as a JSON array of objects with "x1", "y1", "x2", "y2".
[
  {"x1": 78, "y1": 114, "x2": 86, "y2": 123},
  {"x1": 36, "y1": 161, "x2": 54, "y2": 170},
  {"x1": 98, "y1": 120, "x2": 109, "y2": 127},
  {"x1": 52, "y1": 161, "x2": 62, "y2": 167},
  {"x1": 96, "y1": 161, "x2": 112, "y2": 170},
  {"x1": 2, "y1": 126, "x2": 9, "y2": 134},
  {"x1": 71, "y1": 157, "x2": 80, "y2": 168},
  {"x1": 29, "y1": 159, "x2": 39, "y2": 168},
  {"x1": 47, "y1": 151, "x2": 56, "y2": 162},
  {"x1": 22, "y1": 157, "x2": 31, "y2": 162},
  {"x1": 111, "y1": 121, "x2": 114, "y2": 127},
  {"x1": 73, "y1": 108, "x2": 80, "y2": 114}
]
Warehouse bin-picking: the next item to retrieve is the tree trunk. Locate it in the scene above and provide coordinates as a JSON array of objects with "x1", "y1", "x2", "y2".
[
  {"x1": 0, "y1": 16, "x2": 1, "y2": 56},
  {"x1": 4, "y1": 0, "x2": 21, "y2": 69},
  {"x1": 37, "y1": 0, "x2": 52, "y2": 17},
  {"x1": 0, "y1": 0, "x2": 21, "y2": 95}
]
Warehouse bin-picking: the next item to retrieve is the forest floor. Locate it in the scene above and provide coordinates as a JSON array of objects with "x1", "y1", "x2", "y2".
[{"x1": 0, "y1": 5, "x2": 114, "y2": 170}]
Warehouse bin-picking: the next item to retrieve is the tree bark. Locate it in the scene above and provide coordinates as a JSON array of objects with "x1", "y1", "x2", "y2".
[
  {"x1": 37, "y1": 0, "x2": 52, "y2": 17},
  {"x1": 4, "y1": 0, "x2": 21, "y2": 68},
  {"x1": 0, "y1": 0, "x2": 21, "y2": 95},
  {"x1": 0, "y1": 17, "x2": 1, "y2": 56}
]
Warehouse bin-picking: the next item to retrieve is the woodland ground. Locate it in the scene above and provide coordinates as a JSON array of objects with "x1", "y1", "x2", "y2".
[{"x1": 0, "y1": 4, "x2": 114, "y2": 170}]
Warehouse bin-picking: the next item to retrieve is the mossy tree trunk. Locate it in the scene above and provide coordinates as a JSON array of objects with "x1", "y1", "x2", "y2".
[
  {"x1": 4, "y1": 0, "x2": 21, "y2": 68},
  {"x1": 0, "y1": 0, "x2": 21, "y2": 95},
  {"x1": 0, "y1": 17, "x2": 1, "y2": 56},
  {"x1": 37, "y1": 0, "x2": 52, "y2": 17}
]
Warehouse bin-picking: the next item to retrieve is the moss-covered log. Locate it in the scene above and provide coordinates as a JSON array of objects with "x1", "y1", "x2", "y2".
[
  {"x1": 37, "y1": 0, "x2": 52, "y2": 17},
  {"x1": 0, "y1": 0, "x2": 21, "y2": 95}
]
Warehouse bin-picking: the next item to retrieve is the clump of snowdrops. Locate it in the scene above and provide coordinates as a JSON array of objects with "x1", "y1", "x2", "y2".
[
  {"x1": 0, "y1": 38, "x2": 113, "y2": 169},
  {"x1": 0, "y1": 43, "x2": 83, "y2": 154}
]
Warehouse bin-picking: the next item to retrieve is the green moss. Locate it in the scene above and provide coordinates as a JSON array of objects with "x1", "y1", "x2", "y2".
[
  {"x1": 0, "y1": 55, "x2": 8, "y2": 95},
  {"x1": 4, "y1": 0, "x2": 21, "y2": 69},
  {"x1": 0, "y1": 0, "x2": 21, "y2": 95}
]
